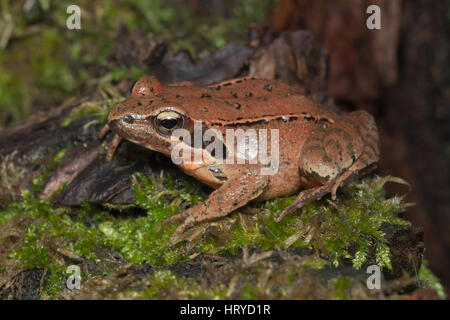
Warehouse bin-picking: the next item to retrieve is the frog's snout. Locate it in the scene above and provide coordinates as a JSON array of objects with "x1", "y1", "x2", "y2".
[
  {"x1": 108, "y1": 113, "x2": 140, "y2": 131},
  {"x1": 107, "y1": 102, "x2": 127, "y2": 123},
  {"x1": 107, "y1": 107, "x2": 153, "y2": 143}
]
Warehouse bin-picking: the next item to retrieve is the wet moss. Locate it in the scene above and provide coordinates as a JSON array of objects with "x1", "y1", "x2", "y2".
[
  {"x1": 191, "y1": 176, "x2": 410, "y2": 271},
  {"x1": 0, "y1": 171, "x2": 413, "y2": 298},
  {"x1": 331, "y1": 276, "x2": 351, "y2": 300},
  {"x1": 60, "y1": 84, "x2": 124, "y2": 127},
  {"x1": 0, "y1": 170, "x2": 207, "y2": 296},
  {"x1": 120, "y1": 270, "x2": 228, "y2": 300},
  {"x1": 103, "y1": 253, "x2": 368, "y2": 300}
]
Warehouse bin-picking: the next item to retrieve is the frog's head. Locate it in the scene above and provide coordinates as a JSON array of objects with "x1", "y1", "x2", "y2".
[{"x1": 107, "y1": 76, "x2": 190, "y2": 157}]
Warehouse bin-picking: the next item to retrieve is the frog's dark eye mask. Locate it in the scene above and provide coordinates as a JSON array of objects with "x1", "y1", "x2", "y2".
[{"x1": 153, "y1": 110, "x2": 186, "y2": 135}]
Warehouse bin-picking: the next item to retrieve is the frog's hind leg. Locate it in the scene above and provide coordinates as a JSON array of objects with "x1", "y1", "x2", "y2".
[
  {"x1": 276, "y1": 157, "x2": 376, "y2": 222},
  {"x1": 276, "y1": 110, "x2": 380, "y2": 221},
  {"x1": 165, "y1": 169, "x2": 269, "y2": 243}
]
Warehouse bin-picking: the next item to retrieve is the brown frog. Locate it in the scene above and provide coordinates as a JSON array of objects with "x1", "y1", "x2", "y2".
[{"x1": 100, "y1": 76, "x2": 380, "y2": 241}]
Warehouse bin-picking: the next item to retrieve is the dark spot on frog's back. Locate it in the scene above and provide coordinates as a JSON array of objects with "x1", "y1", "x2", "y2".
[
  {"x1": 225, "y1": 101, "x2": 241, "y2": 110},
  {"x1": 256, "y1": 96, "x2": 269, "y2": 102},
  {"x1": 196, "y1": 106, "x2": 208, "y2": 114}
]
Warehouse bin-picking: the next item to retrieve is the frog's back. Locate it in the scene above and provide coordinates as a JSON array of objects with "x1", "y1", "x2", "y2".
[{"x1": 161, "y1": 78, "x2": 337, "y2": 124}]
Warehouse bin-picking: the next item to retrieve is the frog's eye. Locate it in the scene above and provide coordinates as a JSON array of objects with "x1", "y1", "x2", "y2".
[{"x1": 154, "y1": 111, "x2": 185, "y2": 134}]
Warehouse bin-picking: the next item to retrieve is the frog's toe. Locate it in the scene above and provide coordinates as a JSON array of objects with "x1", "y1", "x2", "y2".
[
  {"x1": 276, "y1": 201, "x2": 307, "y2": 222},
  {"x1": 171, "y1": 223, "x2": 188, "y2": 239},
  {"x1": 276, "y1": 183, "x2": 333, "y2": 222},
  {"x1": 163, "y1": 211, "x2": 189, "y2": 226},
  {"x1": 169, "y1": 216, "x2": 198, "y2": 244}
]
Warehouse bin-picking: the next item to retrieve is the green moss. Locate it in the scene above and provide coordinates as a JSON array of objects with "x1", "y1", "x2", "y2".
[
  {"x1": 0, "y1": 167, "x2": 411, "y2": 299},
  {"x1": 0, "y1": 66, "x2": 26, "y2": 124},
  {"x1": 60, "y1": 84, "x2": 124, "y2": 127},
  {"x1": 0, "y1": 170, "x2": 205, "y2": 297},
  {"x1": 43, "y1": 267, "x2": 68, "y2": 299},
  {"x1": 122, "y1": 270, "x2": 228, "y2": 299},
  {"x1": 0, "y1": 202, "x2": 23, "y2": 228},
  {"x1": 110, "y1": 174, "x2": 408, "y2": 272},
  {"x1": 31, "y1": 148, "x2": 67, "y2": 194},
  {"x1": 8, "y1": 224, "x2": 51, "y2": 269},
  {"x1": 92, "y1": 173, "x2": 207, "y2": 265},
  {"x1": 331, "y1": 276, "x2": 351, "y2": 300},
  {"x1": 418, "y1": 260, "x2": 446, "y2": 299},
  {"x1": 192, "y1": 177, "x2": 409, "y2": 271},
  {"x1": 241, "y1": 283, "x2": 260, "y2": 300},
  {"x1": 2, "y1": 191, "x2": 100, "y2": 295},
  {"x1": 144, "y1": 270, "x2": 185, "y2": 298}
]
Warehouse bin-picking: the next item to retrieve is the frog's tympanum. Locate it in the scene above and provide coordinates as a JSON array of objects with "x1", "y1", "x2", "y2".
[{"x1": 100, "y1": 76, "x2": 380, "y2": 240}]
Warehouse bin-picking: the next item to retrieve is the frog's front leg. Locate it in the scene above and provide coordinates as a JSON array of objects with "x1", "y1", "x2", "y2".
[
  {"x1": 98, "y1": 124, "x2": 123, "y2": 162},
  {"x1": 277, "y1": 110, "x2": 380, "y2": 221},
  {"x1": 165, "y1": 168, "x2": 270, "y2": 242}
]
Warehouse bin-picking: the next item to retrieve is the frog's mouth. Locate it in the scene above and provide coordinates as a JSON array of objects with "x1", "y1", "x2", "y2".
[
  {"x1": 109, "y1": 115, "x2": 151, "y2": 139},
  {"x1": 108, "y1": 116, "x2": 171, "y2": 154}
]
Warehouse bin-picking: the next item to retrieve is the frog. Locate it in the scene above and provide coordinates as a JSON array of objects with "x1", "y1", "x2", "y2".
[{"x1": 99, "y1": 76, "x2": 380, "y2": 242}]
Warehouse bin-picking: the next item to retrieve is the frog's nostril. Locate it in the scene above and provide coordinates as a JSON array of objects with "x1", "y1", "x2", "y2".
[{"x1": 122, "y1": 114, "x2": 135, "y2": 124}]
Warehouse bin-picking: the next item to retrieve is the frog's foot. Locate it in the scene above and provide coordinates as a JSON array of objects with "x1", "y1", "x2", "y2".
[
  {"x1": 164, "y1": 203, "x2": 209, "y2": 240},
  {"x1": 165, "y1": 170, "x2": 269, "y2": 244},
  {"x1": 275, "y1": 182, "x2": 334, "y2": 222},
  {"x1": 276, "y1": 157, "x2": 374, "y2": 222},
  {"x1": 98, "y1": 124, "x2": 123, "y2": 162}
]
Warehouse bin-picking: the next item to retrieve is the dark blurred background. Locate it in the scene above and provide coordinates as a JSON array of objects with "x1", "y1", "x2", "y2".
[{"x1": 0, "y1": 0, "x2": 449, "y2": 295}]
